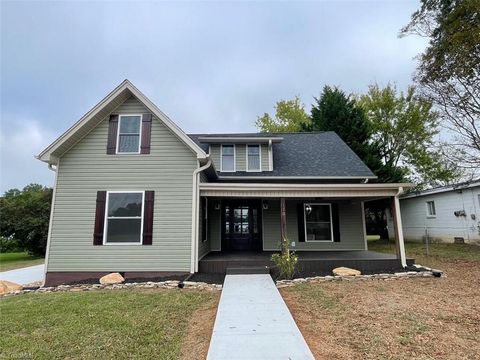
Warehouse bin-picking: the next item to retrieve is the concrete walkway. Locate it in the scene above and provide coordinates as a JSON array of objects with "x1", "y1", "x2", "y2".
[
  {"x1": 0, "y1": 264, "x2": 45, "y2": 285},
  {"x1": 207, "y1": 274, "x2": 314, "y2": 360}
]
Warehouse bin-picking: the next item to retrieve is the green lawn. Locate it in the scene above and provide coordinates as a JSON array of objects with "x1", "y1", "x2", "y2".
[
  {"x1": 0, "y1": 289, "x2": 218, "y2": 359},
  {"x1": 368, "y1": 239, "x2": 480, "y2": 264},
  {"x1": 0, "y1": 252, "x2": 44, "y2": 272}
]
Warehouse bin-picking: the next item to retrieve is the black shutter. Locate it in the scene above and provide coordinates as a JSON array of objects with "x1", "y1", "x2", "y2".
[
  {"x1": 297, "y1": 202, "x2": 305, "y2": 242},
  {"x1": 332, "y1": 203, "x2": 341, "y2": 242},
  {"x1": 140, "y1": 114, "x2": 152, "y2": 154},
  {"x1": 143, "y1": 191, "x2": 155, "y2": 245},
  {"x1": 93, "y1": 191, "x2": 106, "y2": 245},
  {"x1": 106, "y1": 114, "x2": 119, "y2": 154}
]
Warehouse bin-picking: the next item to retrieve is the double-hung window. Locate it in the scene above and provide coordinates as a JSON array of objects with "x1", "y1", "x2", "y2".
[
  {"x1": 304, "y1": 203, "x2": 333, "y2": 241},
  {"x1": 117, "y1": 115, "x2": 142, "y2": 154},
  {"x1": 247, "y1": 144, "x2": 261, "y2": 172},
  {"x1": 104, "y1": 192, "x2": 144, "y2": 244},
  {"x1": 426, "y1": 200, "x2": 436, "y2": 217},
  {"x1": 221, "y1": 145, "x2": 235, "y2": 172}
]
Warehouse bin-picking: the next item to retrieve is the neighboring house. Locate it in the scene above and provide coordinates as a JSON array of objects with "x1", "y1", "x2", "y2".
[
  {"x1": 387, "y1": 180, "x2": 480, "y2": 244},
  {"x1": 37, "y1": 80, "x2": 413, "y2": 286}
]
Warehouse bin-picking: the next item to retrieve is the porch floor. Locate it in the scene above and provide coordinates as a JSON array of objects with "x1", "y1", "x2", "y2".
[{"x1": 199, "y1": 250, "x2": 414, "y2": 276}]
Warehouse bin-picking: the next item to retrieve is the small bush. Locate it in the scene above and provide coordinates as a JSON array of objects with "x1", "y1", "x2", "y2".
[
  {"x1": 271, "y1": 236, "x2": 298, "y2": 279},
  {"x1": 0, "y1": 236, "x2": 23, "y2": 253}
]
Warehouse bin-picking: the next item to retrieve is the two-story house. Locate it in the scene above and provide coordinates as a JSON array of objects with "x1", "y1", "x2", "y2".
[{"x1": 37, "y1": 80, "x2": 413, "y2": 286}]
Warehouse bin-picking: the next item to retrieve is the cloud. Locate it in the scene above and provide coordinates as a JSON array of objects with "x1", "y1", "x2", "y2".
[
  {"x1": 0, "y1": 118, "x2": 55, "y2": 193},
  {"x1": 1, "y1": 0, "x2": 430, "y2": 191}
]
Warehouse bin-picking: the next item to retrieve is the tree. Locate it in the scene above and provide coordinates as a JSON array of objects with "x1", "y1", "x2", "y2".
[
  {"x1": 359, "y1": 84, "x2": 459, "y2": 187},
  {"x1": 0, "y1": 184, "x2": 52, "y2": 256},
  {"x1": 401, "y1": 0, "x2": 480, "y2": 173},
  {"x1": 255, "y1": 96, "x2": 311, "y2": 132},
  {"x1": 307, "y1": 86, "x2": 385, "y2": 180}
]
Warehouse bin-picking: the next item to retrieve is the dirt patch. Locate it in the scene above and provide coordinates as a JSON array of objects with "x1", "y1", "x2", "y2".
[
  {"x1": 180, "y1": 292, "x2": 220, "y2": 360},
  {"x1": 281, "y1": 258, "x2": 480, "y2": 359}
]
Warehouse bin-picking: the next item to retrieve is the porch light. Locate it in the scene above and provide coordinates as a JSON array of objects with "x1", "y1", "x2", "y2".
[
  {"x1": 214, "y1": 201, "x2": 221, "y2": 210},
  {"x1": 262, "y1": 200, "x2": 269, "y2": 210},
  {"x1": 305, "y1": 204, "x2": 312, "y2": 215}
]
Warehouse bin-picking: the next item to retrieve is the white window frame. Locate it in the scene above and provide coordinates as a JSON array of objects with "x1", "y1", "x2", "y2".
[
  {"x1": 220, "y1": 144, "x2": 236, "y2": 172},
  {"x1": 116, "y1": 114, "x2": 142, "y2": 154},
  {"x1": 304, "y1": 203, "x2": 334, "y2": 242},
  {"x1": 426, "y1": 200, "x2": 436, "y2": 218},
  {"x1": 103, "y1": 191, "x2": 145, "y2": 245},
  {"x1": 246, "y1": 144, "x2": 262, "y2": 172}
]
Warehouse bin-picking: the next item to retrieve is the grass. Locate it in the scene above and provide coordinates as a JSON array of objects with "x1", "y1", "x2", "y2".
[
  {"x1": 0, "y1": 252, "x2": 44, "y2": 272},
  {"x1": 0, "y1": 288, "x2": 219, "y2": 360},
  {"x1": 281, "y1": 240, "x2": 480, "y2": 359},
  {"x1": 368, "y1": 239, "x2": 480, "y2": 265}
]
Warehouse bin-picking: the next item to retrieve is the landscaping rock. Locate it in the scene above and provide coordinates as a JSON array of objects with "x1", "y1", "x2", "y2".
[
  {"x1": 0, "y1": 280, "x2": 23, "y2": 295},
  {"x1": 99, "y1": 272, "x2": 125, "y2": 285},
  {"x1": 333, "y1": 267, "x2": 361, "y2": 276}
]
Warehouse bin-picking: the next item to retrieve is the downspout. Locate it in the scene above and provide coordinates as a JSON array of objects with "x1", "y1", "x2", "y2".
[
  {"x1": 43, "y1": 162, "x2": 59, "y2": 286},
  {"x1": 190, "y1": 157, "x2": 212, "y2": 273}
]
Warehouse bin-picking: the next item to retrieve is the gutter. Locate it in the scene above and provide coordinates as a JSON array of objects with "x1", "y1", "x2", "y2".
[{"x1": 190, "y1": 157, "x2": 212, "y2": 273}]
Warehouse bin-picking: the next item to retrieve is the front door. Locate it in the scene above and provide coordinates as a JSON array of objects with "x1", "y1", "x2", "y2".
[{"x1": 221, "y1": 200, "x2": 262, "y2": 251}]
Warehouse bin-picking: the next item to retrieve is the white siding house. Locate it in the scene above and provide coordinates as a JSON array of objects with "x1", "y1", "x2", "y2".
[{"x1": 387, "y1": 180, "x2": 480, "y2": 244}]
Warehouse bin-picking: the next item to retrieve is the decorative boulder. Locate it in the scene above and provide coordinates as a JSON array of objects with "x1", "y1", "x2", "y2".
[
  {"x1": 0, "y1": 280, "x2": 23, "y2": 295},
  {"x1": 332, "y1": 267, "x2": 361, "y2": 276},
  {"x1": 99, "y1": 273, "x2": 125, "y2": 285}
]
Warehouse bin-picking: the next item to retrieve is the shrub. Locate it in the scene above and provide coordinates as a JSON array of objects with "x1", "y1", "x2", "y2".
[
  {"x1": 0, "y1": 184, "x2": 52, "y2": 256},
  {"x1": 271, "y1": 236, "x2": 298, "y2": 279},
  {"x1": 0, "y1": 236, "x2": 23, "y2": 253}
]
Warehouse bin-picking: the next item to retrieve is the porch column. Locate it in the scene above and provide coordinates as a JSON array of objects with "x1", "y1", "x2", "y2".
[
  {"x1": 280, "y1": 197, "x2": 287, "y2": 242},
  {"x1": 391, "y1": 194, "x2": 407, "y2": 268}
]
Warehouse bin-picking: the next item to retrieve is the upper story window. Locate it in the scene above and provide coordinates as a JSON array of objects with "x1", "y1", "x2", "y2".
[
  {"x1": 247, "y1": 144, "x2": 261, "y2": 172},
  {"x1": 117, "y1": 115, "x2": 142, "y2": 154},
  {"x1": 426, "y1": 200, "x2": 436, "y2": 217},
  {"x1": 221, "y1": 145, "x2": 235, "y2": 172},
  {"x1": 104, "y1": 192, "x2": 144, "y2": 244}
]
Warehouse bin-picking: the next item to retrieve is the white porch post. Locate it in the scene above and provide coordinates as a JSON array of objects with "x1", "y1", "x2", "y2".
[{"x1": 391, "y1": 194, "x2": 407, "y2": 268}]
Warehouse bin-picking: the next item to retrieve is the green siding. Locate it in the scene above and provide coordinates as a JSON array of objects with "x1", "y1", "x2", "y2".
[
  {"x1": 261, "y1": 144, "x2": 269, "y2": 171},
  {"x1": 48, "y1": 96, "x2": 197, "y2": 272},
  {"x1": 263, "y1": 200, "x2": 365, "y2": 250},
  {"x1": 208, "y1": 198, "x2": 222, "y2": 251},
  {"x1": 207, "y1": 199, "x2": 365, "y2": 251},
  {"x1": 208, "y1": 144, "x2": 271, "y2": 172},
  {"x1": 236, "y1": 144, "x2": 246, "y2": 171}
]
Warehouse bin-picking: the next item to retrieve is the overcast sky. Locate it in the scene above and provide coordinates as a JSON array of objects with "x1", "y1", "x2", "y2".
[{"x1": 0, "y1": 0, "x2": 426, "y2": 193}]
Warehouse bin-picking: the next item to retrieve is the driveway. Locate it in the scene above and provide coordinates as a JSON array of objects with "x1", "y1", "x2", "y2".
[
  {"x1": 207, "y1": 274, "x2": 314, "y2": 359},
  {"x1": 0, "y1": 264, "x2": 45, "y2": 285}
]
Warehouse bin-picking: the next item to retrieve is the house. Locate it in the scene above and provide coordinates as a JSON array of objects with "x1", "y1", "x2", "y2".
[
  {"x1": 37, "y1": 80, "x2": 413, "y2": 286},
  {"x1": 387, "y1": 180, "x2": 480, "y2": 244}
]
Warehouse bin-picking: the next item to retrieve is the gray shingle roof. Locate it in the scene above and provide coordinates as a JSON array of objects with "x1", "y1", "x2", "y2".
[{"x1": 188, "y1": 132, "x2": 375, "y2": 178}]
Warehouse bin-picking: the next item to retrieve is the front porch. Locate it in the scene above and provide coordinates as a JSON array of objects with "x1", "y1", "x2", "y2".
[
  {"x1": 196, "y1": 182, "x2": 412, "y2": 274},
  {"x1": 199, "y1": 250, "x2": 414, "y2": 275}
]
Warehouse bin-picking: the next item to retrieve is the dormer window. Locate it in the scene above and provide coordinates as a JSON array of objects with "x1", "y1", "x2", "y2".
[
  {"x1": 117, "y1": 115, "x2": 142, "y2": 154},
  {"x1": 247, "y1": 144, "x2": 261, "y2": 172},
  {"x1": 221, "y1": 145, "x2": 235, "y2": 172}
]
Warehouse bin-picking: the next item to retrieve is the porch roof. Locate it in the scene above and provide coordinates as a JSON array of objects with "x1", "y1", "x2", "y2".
[{"x1": 199, "y1": 182, "x2": 413, "y2": 198}]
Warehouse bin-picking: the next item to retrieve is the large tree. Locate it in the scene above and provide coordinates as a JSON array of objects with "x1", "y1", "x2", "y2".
[
  {"x1": 401, "y1": 0, "x2": 480, "y2": 174},
  {"x1": 255, "y1": 96, "x2": 311, "y2": 133},
  {"x1": 360, "y1": 84, "x2": 459, "y2": 187},
  {"x1": 307, "y1": 86, "x2": 386, "y2": 181},
  {"x1": 0, "y1": 184, "x2": 52, "y2": 256}
]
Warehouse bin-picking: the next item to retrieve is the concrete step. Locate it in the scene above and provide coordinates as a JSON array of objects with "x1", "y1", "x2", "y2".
[{"x1": 226, "y1": 266, "x2": 270, "y2": 275}]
